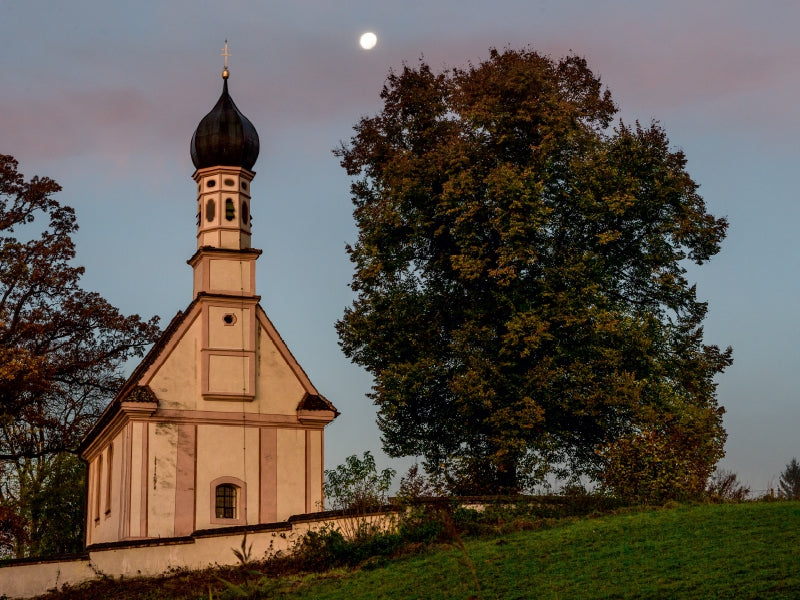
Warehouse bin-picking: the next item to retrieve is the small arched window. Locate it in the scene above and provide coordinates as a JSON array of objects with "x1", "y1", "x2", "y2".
[
  {"x1": 241, "y1": 201, "x2": 249, "y2": 225},
  {"x1": 225, "y1": 198, "x2": 235, "y2": 221},
  {"x1": 206, "y1": 199, "x2": 216, "y2": 222},
  {"x1": 210, "y1": 476, "x2": 247, "y2": 525},
  {"x1": 215, "y1": 484, "x2": 238, "y2": 519}
]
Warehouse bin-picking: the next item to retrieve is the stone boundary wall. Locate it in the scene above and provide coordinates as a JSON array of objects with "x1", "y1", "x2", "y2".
[{"x1": 0, "y1": 510, "x2": 397, "y2": 599}]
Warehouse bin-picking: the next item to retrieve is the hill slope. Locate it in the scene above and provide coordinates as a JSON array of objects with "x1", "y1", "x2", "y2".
[
  {"x1": 38, "y1": 501, "x2": 800, "y2": 599},
  {"x1": 289, "y1": 502, "x2": 800, "y2": 600}
]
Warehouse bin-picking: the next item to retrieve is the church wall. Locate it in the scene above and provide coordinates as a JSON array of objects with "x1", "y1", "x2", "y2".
[
  {"x1": 276, "y1": 429, "x2": 308, "y2": 517},
  {"x1": 128, "y1": 421, "x2": 146, "y2": 538},
  {"x1": 147, "y1": 422, "x2": 178, "y2": 538},
  {"x1": 195, "y1": 424, "x2": 261, "y2": 529},
  {"x1": 147, "y1": 315, "x2": 201, "y2": 411},
  {"x1": 85, "y1": 428, "x2": 127, "y2": 546},
  {"x1": 307, "y1": 430, "x2": 324, "y2": 512},
  {"x1": 253, "y1": 323, "x2": 308, "y2": 415}
]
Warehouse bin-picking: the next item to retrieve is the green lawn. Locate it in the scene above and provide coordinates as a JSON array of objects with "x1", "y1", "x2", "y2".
[
  {"x1": 40, "y1": 501, "x2": 800, "y2": 599},
  {"x1": 285, "y1": 502, "x2": 800, "y2": 600}
]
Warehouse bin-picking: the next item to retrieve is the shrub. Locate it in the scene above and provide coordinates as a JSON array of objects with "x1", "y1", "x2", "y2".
[
  {"x1": 324, "y1": 452, "x2": 395, "y2": 514},
  {"x1": 597, "y1": 422, "x2": 721, "y2": 504},
  {"x1": 706, "y1": 469, "x2": 750, "y2": 501}
]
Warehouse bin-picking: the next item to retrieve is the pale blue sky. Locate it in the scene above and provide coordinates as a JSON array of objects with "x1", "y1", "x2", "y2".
[{"x1": 1, "y1": 0, "x2": 798, "y2": 492}]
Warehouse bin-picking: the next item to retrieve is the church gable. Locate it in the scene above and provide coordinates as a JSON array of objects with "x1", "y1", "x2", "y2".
[{"x1": 123, "y1": 299, "x2": 334, "y2": 418}]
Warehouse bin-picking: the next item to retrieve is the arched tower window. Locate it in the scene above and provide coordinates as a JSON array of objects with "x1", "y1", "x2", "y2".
[
  {"x1": 241, "y1": 201, "x2": 249, "y2": 225},
  {"x1": 206, "y1": 199, "x2": 216, "y2": 222},
  {"x1": 225, "y1": 198, "x2": 235, "y2": 221}
]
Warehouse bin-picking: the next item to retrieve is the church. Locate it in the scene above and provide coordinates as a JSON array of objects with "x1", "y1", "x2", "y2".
[{"x1": 78, "y1": 55, "x2": 339, "y2": 546}]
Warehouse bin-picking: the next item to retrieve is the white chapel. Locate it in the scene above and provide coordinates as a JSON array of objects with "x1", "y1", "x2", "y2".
[{"x1": 78, "y1": 58, "x2": 338, "y2": 546}]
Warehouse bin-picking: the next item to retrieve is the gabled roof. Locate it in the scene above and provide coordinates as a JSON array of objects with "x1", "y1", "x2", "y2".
[{"x1": 79, "y1": 296, "x2": 337, "y2": 455}]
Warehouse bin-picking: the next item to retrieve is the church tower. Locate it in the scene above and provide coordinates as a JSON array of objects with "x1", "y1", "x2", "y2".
[
  {"x1": 80, "y1": 48, "x2": 338, "y2": 546},
  {"x1": 188, "y1": 58, "x2": 261, "y2": 402}
]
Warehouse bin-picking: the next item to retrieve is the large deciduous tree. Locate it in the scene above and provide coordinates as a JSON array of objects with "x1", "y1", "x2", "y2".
[
  {"x1": 0, "y1": 155, "x2": 161, "y2": 555},
  {"x1": 336, "y1": 48, "x2": 731, "y2": 494}
]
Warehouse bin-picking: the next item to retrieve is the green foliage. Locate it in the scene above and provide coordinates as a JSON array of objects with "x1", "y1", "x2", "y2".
[
  {"x1": 597, "y1": 405, "x2": 726, "y2": 503},
  {"x1": 336, "y1": 48, "x2": 731, "y2": 494},
  {"x1": 778, "y1": 458, "x2": 800, "y2": 499},
  {"x1": 0, "y1": 452, "x2": 86, "y2": 558},
  {"x1": 324, "y1": 452, "x2": 395, "y2": 514},
  {"x1": 231, "y1": 533, "x2": 253, "y2": 565}
]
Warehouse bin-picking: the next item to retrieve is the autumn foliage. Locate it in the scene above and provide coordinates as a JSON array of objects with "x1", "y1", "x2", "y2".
[
  {"x1": 0, "y1": 155, "x2": 161, "y2": 555},
  {"x1": 336, "y1": 48, "x2": 731, "y2": 495}
]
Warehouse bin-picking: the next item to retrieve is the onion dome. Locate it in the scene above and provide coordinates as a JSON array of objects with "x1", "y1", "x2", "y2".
[{"x1": 190, "y1": 73, "x2": 260, "y2": 171}]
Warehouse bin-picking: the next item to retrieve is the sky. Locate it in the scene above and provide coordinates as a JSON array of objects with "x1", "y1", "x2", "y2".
[{"x1": 1, "y1": 0, "x2": 798, "y2": 494}]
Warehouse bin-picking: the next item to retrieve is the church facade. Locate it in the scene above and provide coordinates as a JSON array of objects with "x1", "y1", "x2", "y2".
[{"x1": 78, "y1": 62, "x2": 338, "y2": 546}]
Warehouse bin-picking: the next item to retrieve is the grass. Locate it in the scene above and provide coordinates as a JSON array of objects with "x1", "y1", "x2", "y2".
[
  {"x1": 38, "y1": 501, "x2": 800, "y2": 599},
  {"x1": 277, "y1": 502, "x2": 800, "y2": 600}
]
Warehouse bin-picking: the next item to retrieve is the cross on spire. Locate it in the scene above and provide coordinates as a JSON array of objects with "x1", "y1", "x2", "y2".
[{"x1": 221, "y1": 40, "x2": 231, "y2": 79}]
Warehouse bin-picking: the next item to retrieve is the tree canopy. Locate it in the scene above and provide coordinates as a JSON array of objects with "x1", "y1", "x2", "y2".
[
  {"x1": 335, "y1": 48, "x2": 731, "y2": 494},
  {"x1": 0, "y1": 155, "x2": 161, "y2": 556}
]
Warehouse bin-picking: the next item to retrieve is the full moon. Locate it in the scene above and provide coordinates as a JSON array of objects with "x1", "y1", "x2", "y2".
[{"x1": 359, "y1": 32, "x2": 377, "y2": 50}]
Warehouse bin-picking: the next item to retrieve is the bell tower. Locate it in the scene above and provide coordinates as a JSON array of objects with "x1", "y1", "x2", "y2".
[{"x1": 188, "y1": 45, "x2": 261, "y2": 400}]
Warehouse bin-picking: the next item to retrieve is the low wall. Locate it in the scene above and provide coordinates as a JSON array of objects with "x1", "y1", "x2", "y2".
[{"x1": 0, "y1": 511, "x2": 396, "y2": 599}]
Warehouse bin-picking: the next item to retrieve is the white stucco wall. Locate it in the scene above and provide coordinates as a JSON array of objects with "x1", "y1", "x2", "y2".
[
  {"x1": 147, "y1": 316, "x2": 201, "y2": 411},
  {"x1": 0, "y1": 513, "x2": 397, "y2": 599},
  {"x1": 277, "y1": 429, "x2": 307, "y2": 518},
  {"x1": 195, "y1": 424, "x2": 261, "y2": 529},
  {"x1": 86, "y1": 428, "x2": 128, "y2": 545},
  {"x1": 148, "y1": 422, "x2": 178, "y2": 538}
]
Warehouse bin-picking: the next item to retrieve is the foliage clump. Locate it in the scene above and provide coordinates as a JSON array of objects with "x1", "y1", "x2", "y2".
[
  {"x1": 336, "y1": 47, "x2": 731, "y2": 495},
  {"x1": 778, "y1": 458, "x2": 800, "y2": 500}
]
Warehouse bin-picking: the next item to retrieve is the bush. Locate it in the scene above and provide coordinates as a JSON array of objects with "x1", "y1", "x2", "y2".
[
  {"x1": 706, "y1": 469, "x2": 750, "y2": 501},
  {"x1": 597, "y1": 423, "x2": 720, "y2": 504},
  {"x1": 324, "y1": 452, "x2": 395, "y2": 514}
]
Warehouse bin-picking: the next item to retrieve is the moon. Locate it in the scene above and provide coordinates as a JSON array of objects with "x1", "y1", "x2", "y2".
[{"x1": 359, "y1": 32, "x2": 377, "y2": 50}]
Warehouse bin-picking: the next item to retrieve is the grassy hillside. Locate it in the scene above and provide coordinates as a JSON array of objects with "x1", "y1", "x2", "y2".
[
  {"x1": 40, "y1": 501, "x2": 800, "y2": 599},
  {"x1": 286, "y1": 501, "x2": 800, "y2": 600}
]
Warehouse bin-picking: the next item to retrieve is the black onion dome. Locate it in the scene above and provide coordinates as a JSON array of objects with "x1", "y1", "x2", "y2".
[{"x1": 190, "y1": 78, "x2": 259, "y2": 171}]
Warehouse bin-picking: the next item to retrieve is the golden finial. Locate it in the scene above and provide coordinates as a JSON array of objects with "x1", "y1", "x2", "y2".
[{"x1": 221, "y1": 40, "x2": 231, "y2": 79}]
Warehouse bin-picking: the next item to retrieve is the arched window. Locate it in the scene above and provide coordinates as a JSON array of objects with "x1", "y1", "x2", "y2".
[
  {"x1": 94, "y1": 454, "x2": 103, "y2": 522},
  {"x1": 105, "y1": 444, "x2": 113, "y2": 515},
  {"x1": 210, "y1": 476, "x2": 247, "y2": 525},
  {"x1": 241, "y1": 200, "x2": 249, "y2": 225},
  {"x1": 215, "y1": 484, "x2": 237, "y2": 519},
  {"x1": 225, "y1": 198, "x2": 235, "y2": 221},
  {"x1": 206, "y1": 199, "x2": 215, "y2": 222}
]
